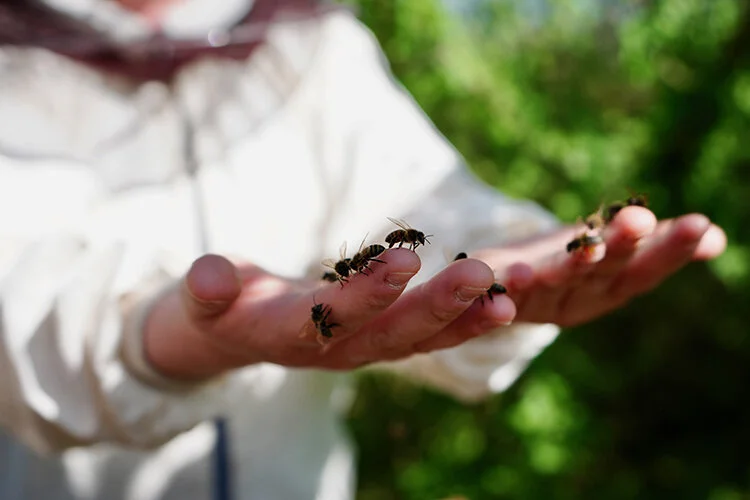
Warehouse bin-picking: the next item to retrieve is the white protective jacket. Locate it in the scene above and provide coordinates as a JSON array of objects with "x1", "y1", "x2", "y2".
[{"x1": 0, "y1": 2, "x2": 559, "y2": 499}]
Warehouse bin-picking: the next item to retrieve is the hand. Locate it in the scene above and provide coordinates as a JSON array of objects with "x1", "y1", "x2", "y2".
[
  {"x1": 143, "y1": 248, "x2": 517, "y2": 380},
  {"x1": 143, "y1": 206, "x2": 725, "y2": 382},
  {"x1": 474, "y1": 206, "x2": 727, "y2": 327}
]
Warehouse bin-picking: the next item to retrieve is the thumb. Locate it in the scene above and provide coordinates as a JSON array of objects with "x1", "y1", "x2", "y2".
[{"x1": 182, "y1": 254, "x2": 242, "y2": 322}]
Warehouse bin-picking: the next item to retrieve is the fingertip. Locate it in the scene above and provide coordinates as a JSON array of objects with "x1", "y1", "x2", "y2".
[
  {"x1": 185, "y1": 254, "x2": 242, "y2": 304},
  {"x1": 673, "y1": 213, "x2": 711, "y2": 243},
  {"x1": 694, "y1": 223, "x2": 727, "y2": 260},
  {"x1": 481, "y1": 294, "x2": 516, "y2": 326},
  {"x1": 608, "y1": 206, "x2": 657, "y2": 241},
  {"x1": 452, "y1": 257, "x2": 496, "y2": 289},
  {"x1": 380, "y1": 247, "x2": 421, "y2": 274}
]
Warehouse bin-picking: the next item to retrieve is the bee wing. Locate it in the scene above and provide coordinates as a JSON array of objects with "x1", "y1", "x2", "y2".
[
  {"x1": 321, "y1": 258, "x2": 337, "y2": 269},
  {"x1": 356, "y1": 233, "x2": 369, "y2": 255},
  {"x1": 386, "y1": 216, "x2": 411, "y2": 230},
  {"x1": 338, "y1": 240, "x2": 348, "y2": 260}
]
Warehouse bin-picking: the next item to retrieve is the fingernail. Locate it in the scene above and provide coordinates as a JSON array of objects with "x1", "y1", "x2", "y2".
[
  {"x1": 481, "y1": 319, "x2": 513, "y2": 330},
  {"x1": 456, "y1": 286, "x2": 487, "y2": 302},
  {"x1": 385, "y1": 272, "x2": 415, "y2": 289}
]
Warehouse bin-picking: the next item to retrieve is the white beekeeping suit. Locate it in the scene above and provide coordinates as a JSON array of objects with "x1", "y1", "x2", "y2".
[{"x1": 0, "y1": 1, "x2": 559, "y2": 498}]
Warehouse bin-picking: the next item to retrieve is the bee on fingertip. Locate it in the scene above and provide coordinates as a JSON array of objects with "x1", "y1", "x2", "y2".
[{"x1": 385, "y1": 217, "x2": 432, "y2": 251}]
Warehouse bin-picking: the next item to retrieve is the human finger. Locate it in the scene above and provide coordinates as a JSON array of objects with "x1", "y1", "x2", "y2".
[
  {"x1": 693, "y1": 223, "x2": 727, "y2": 260},
  {"x1": 411, "y1": 293, "x2": 516, "y2": 353},
  {"x1": 608, "y1": 213, "x2": 711, "y2": 298},
  {"x1": 593, "y1": 206, "x2": 657, "y2": 277},
  {"x1": 182, "y1": 254, "x2": 243, "y2": 324}
]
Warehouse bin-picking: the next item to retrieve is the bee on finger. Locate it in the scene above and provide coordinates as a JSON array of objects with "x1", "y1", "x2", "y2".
[
  {"x1": 321, "y1": 271, "x2": 339, "y2": 283},
  {"x1": 603, "y1": 202, "x2": 625, "y2": 224},
  {"x1": 479, "y1": 282, "x2": 507, "y2": 305},
  {"x1": 322, "y1": 241, "x2": 352, "y2": 287},
  {"x1": 311, "y1": 299, "x2": 339, "y2": 339},
  {"x1": 348, "y1": 234, "x2": 387, "y2": 275},
  {"x1": 626, "y1": 190, "x2": 649, "y2": 208},
  {"x1": 566, "y1": 232, "x2": 604, "y2": 253},
  {"x1": 385, "y1": 217, "x2": 433, "y2": 251},
  {"x1": 604, "y1": 190, "x2": 649, "y2": 224},
  {"x1": 582, "y1": 205, "x2": 606, "y2": 231}
]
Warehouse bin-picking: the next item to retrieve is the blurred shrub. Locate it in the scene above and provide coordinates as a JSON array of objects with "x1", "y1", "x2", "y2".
[{"x1": 341, "y1": 0, "x2": 750, "y2": 498}]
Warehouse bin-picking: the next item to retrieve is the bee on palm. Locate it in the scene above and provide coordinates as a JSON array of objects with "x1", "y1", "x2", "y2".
[{"x1": 385, "y1": 217, "x2": 432, "y2": 251}]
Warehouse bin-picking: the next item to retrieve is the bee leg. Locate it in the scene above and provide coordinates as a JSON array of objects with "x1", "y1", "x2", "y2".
[
  {"x1": 370, "y1": 258, "x2": 386, "y2": 264},
  {"x1": 322, "y1": 322, "x2": 339, "y2": 338},
  {"x1": 486, "y1": 290, "x2": 494, "y2": 302},
  {"x1": 320, "y1": 328, "x2": 333, "y2": 338}
]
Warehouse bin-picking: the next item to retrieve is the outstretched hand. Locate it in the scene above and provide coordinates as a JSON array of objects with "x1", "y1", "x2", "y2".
[
  {"x1": 143, "y1": 206, "x2": 725, "y2": 382},
  {"x1": 475, "y1": 206, "x2": 727, "y2": 326}
]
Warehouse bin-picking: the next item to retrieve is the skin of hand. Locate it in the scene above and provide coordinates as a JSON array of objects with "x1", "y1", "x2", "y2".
[{"x1": 143, "y1": 206, "x2": 726, "y2": 382}]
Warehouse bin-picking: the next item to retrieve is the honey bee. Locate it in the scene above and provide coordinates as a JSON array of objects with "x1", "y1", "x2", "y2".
[
  {"x1": 321, "y1": 271, "x2": 339, "y2": 283},
  {"x1": 626, "y1": 191, "x2": 648, "y2": 207},
  {"x1": 322, "y1": 241, "x2": 352, "y2": 287},
  {"x1": 604, "y1": 191, "x2": 649, "y2": 224},
  {"x1": 311, "y1": 300, "x2": 338, "y2": 339},
  {"x1": 385, "y1": 217, "x2": 432, "y2": 251},
  {"x1": 582, "y1": 205, "x2": 606, "y2": 231},
  {"x1": 566, "y1": 233, "x2": 604, "y2": 253},
  {"x1": 603, "y1": 201, "x2": 625, "y2": 224},
  {"x1": 453, "y1": 252, "x2": 468, "y2": 261},
  {"x1": 350, "y1": 244, "x2": 387, "y2": 275},
  {"x1": 480, "y1": 282, "x2": 507, "y2": 305}
]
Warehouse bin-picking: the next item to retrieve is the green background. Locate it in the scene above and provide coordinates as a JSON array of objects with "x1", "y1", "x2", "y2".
[{"x1": 340, "y1": 0, "x2": 750, "y2": 498}]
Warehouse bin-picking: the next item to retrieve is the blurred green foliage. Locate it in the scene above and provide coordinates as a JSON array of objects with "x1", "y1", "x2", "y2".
[{"x1": 340, "y1": 0, "x2": 750, "y2": 498}]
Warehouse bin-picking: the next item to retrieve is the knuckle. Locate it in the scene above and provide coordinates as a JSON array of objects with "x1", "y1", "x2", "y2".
[
  {"x1": 366, "y1": 329, "x2": 401, "y2": 353},
  {"x1": 362, "y1": 291, "x2": 397, "y2": 311},
  {"x1": 426, "y1": 300, "x2": 461, "y2": 325}
]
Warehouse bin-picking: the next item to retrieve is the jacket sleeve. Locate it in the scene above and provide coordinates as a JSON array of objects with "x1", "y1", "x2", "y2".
[{"x1": 0, "y1": 158, "x2": 233, "y2": 454}]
